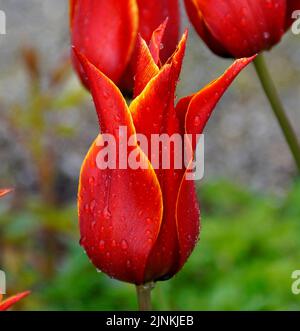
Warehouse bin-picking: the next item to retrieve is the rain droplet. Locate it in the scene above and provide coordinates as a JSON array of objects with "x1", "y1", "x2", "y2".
[
  {"x1": 103, "y1": 205, "x2": 111, "y2": 219},
  {"x1": 263, "y1": 31, "x2": 270, "y2": 39},
  {"x1": 194, "y1": 116, "x2": 201, "y2": 126},
  {"x1": 90, "y1": 200, "x2": 96, "y2": 212},
  {"x1": 99, "y1": 240, "x2": 105, "y2": 251},
  {"x1": 121, "y1": 239, "x2": 128, "y2": 250}
]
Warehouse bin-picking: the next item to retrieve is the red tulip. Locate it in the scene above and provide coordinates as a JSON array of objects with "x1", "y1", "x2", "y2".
[
  {"x1": 0, "y1": 291, "x2": 30, "y2": 311},
  {"x1": 184, "y1": 0, "x2": 300, "y2": 58},
  {"x1": 70, "y1": 0, "x2": 180, "y2": 92},
  {"x1": 76, "y1": 31, "x2": 254, "y2": 285}
]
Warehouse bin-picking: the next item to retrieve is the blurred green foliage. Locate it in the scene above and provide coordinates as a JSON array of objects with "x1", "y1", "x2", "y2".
[{"x1": 1, "y1": 179, "x2": 300, "y2": 311}]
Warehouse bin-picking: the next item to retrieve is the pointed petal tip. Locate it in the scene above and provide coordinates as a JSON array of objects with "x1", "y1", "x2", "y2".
[
  {"x1": 0, "y1": 290, "x2": 30, "y2": 311},
  {"x1": 236, "y1": 54, "x2": 257, "y2": 65},
  {"x1": 159, "y1": 16, "x2": 169, "y2": 31},
  {"x1": 0, "y1": 188, "x2": 14, "y2": 198}
]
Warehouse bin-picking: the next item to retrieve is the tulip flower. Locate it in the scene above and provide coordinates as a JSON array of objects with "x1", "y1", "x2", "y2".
[
  {"x1": 185, "y1": 0, "x2": 300, "y2": 173},
  {"x1": 75, "y1": 28, "x2": 254, "y2": 309},
  {"x1": 184, "y1": 0, "x2": 300, "y2": 58},
  {"x1": 70, "y1": 0, "x2": 180, "y2": 92},
  {"x1": 0, "y1": 291, "x2": 30, "y2": 311}
]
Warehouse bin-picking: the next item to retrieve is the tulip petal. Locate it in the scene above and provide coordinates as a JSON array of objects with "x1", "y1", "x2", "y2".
[
  {"x1": 193, "y1": 0, "x2": 286, "y2": 57},
  {"x1": 175, "y1": 56, "x2": 255, "y2": 271},
  {"x1": 185, "y1": 56, "x2": 256, "y2": 151},
  {"x1": 148, "y1": 18, "x2": 169, "y2": 65},
  {"x1": 69, "y1": 0, "x2": 77, "y2": 27},
  {"x1": 175, "y1": 95, "x2": 194, "y2": 133},
  {"x1": 130, "y1": 31, "x2": 187, "y2": 139},
  {"x1": 133, "y1": 36, "x2": 159, "y2": 98},
  {"x1": 0, "y1": 188, "x2": 13, "y2": 198},
  {"x1": 175, "y1": 171, "x2": 200, "y2": 271},
  {"x1": 285, "y1": 0, "x2": 300, "y2": 30},
  {"x1": 131, "y1": 61, "x2": 180, "y2": 280},
  {"x1": 119, "y1": 0, "x2": 180, "y2": 93},
  {"x1": 131, "y1": 20, "x2": 169, "y2": 98},
  {"x1": 0, "y1": 291, "x2": 30, "y2": 311},
  {"x1": 70, "y1": 0, "x2": 139, "y2": 88},
  {"x1": 76, "y1": 51, "x2": 163, "y2": 284},
  {"x1": 129, "y1": 33, "x2": 188, "y2": 281},
  {"x1": 184, "y1": 0, "x2": 230, "y2": 57},
  {"x1": 137, "y1": 0, "x2": 180, "y2": 63}
]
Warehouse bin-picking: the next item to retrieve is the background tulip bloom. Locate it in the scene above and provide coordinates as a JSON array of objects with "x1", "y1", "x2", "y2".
[
  {"x1": 76, "y1": 31, "x2": 254, "y2": 286},
  {"x1": 184, "y1": 0, "x2": 300, "y2": 58},
  {"x1": 70, "y1": 0, "x2": 180, "y2": 91}
]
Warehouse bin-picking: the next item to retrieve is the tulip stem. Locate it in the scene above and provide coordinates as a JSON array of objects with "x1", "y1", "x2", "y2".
[
  {"x1": 253, "y1": 53, "x2": 300, "y2": 173},
  {"x1": 136, "y1": 282, "x2": 154, "y2": 311}
]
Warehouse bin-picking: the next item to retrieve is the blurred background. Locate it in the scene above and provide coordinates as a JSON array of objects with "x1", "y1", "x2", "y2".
[{"x1": 0, "y1": 0, "x2": 300, "y2": 310}]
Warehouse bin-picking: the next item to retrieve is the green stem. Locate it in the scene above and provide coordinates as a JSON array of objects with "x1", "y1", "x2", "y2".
[
  {"x1": 253, "y1": 53, "x2": 300, "y2": 173},
  {"x1": 135, "y1": 282, "x2": 154, "y2": 311}
]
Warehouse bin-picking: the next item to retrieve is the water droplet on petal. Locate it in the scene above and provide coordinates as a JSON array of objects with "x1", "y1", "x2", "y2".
[
  {"x1": 194, "y1": 116, "x2": 201, "y2": 126},
  {"x1": 89, "y1": 176, "x2": 95, "y2": 185},
  {"x1": 121, "y1": 239, "x2": 128, "y2": 250},
  {"x1": 90, "y1": 200, "x2": 96, "y2": 212},
  {"x1": 99, "y1": 240, "x2": 105, "y2": 251},
  {"x1": 103, "y1": 205, "x2": 111, "y2": 219}
]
